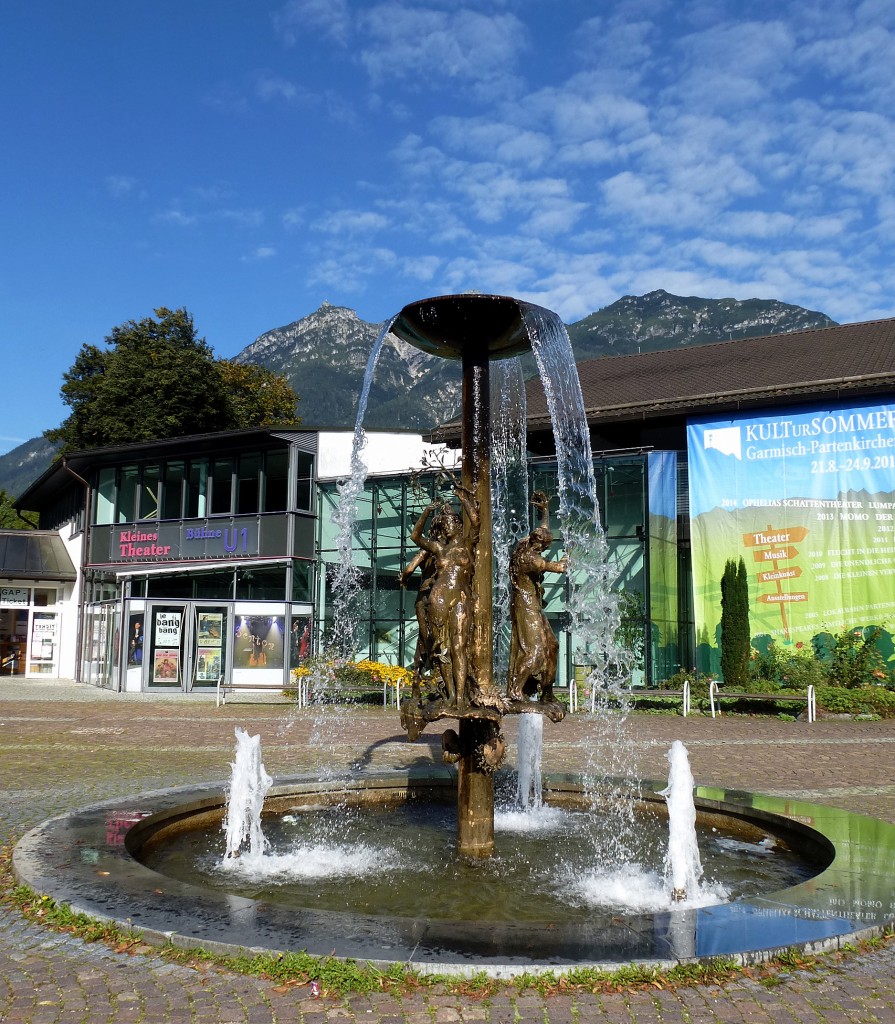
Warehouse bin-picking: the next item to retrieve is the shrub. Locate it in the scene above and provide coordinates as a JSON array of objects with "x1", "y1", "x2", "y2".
[
  {"x1": 815, "y1": 685, "x2": 895, "y2": 718},
  {"x1": 827, "y1": 626, "x2": 886, "y2": 689},
  {"x1": 720, "y1": 558, "x2": 750, "y2": 688},
  {"x1": 291, "y1": 658, "x2": 412, "y2": 700},
  {"x1": 658, "y1": 669, "x2": 714, "y2": 698}
]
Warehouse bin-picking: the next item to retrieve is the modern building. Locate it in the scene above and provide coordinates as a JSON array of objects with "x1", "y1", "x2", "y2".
[{"x1": 7, "y1": 314, "x2": 895, "y2": 690}]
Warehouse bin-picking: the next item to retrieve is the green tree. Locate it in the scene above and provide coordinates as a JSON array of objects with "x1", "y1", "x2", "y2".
[
  {"x1": 0, "y1": 489, "x2": 37, "y2": 529},
  {"x1": 217, "y1": 360, "x2": 300, "y2": 427},
  {"x1": 45, "y1": 308, "x2": 299, "y2": 453},
  {"x1": 720, "y1": 556, "x2": 750, "y2": 687}
]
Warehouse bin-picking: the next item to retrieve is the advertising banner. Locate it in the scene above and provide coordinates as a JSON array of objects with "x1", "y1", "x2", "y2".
[
  {"x1": 647, "y1": 451, "x2": 679, "y2": 679},
  {"x1": 687, "y1": 400, "x2": 895, "y2": 672}
]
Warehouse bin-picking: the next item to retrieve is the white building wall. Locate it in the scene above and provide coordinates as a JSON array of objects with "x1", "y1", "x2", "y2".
[
  {"x1": 316, "y1": 431, "x2": 460, "y2": 481},
  {"x1": 57, "y1": 521, "x2": 83, "y2": 681}
]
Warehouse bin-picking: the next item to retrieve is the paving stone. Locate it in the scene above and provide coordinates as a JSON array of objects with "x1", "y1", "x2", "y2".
[{"x1": 3, "y1": 682, "x2": 895, "y2": 1023}]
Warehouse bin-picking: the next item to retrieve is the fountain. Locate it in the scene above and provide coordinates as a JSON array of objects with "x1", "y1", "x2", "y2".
[
  {"x1": 391, "y1": 294, "x2": 572, "y2": 858},
  {"x1": 222, "y1": 727, "x2": 272, "y2": 859},
  {"x1": 661, "y1": 740, "x2": 703, "y2": 902},
  {"x1": 12, "y1": 294, "x2": 895, "y2": 975}
]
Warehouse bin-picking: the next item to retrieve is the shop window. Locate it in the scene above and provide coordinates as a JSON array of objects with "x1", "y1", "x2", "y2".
[
  {"x1": 263, "y1": 449, "x2": 289, "y2": 512},
  {"x1": 96, "y1": 468, "x2": 116, "y2": 525},
  {"x1": 162, "y1": 461, "x2": 185, "y2": 520},
  {"x1": 33, "y1": 588, "x2": 56, "y2": 607},
  {"x1": 236, "y1": 453, "x2": 261, "y2": 515},
  {"x1": 29, "y1": 612, "x2": 58, "y2": 675},
  {"x1": 236, "y1": 566, "x2": 286, "y2": 600},
  {"x1": 295, "y1": 451, "x2": 314, "y2": 511},
  {"x1": 186, "y1": 459, "x2": 208, "y2": 519},
  {"x1": 210, "y1": 458, "x2": 234, "y2": 516},
  {"x1": 140, "y1": 465, "x2": 160, "y2": 520},
  {"x1": 147, "y1": 574, "x2": 194, "y2": 599},
  {"x1": 194, "y1": 570, "x2": 235, "y2": 599},
  {"x1": 118, "y1": 466, "x2": 138, "y2": 523},
  {"x1": 605, "y1": 462, "x2": 644, "y2": 539},
  {"x1": 291, "y1": 560, "x2": 313, "y2": 602}
]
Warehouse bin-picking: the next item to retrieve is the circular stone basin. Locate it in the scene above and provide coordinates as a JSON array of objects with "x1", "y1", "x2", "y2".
[{"x1": 13, "y1": 768, "x2": 895, "y2": 976}]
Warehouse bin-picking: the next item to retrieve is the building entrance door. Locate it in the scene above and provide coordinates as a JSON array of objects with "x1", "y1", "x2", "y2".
[
  {"x1": 144, "y1": 602, "x2": 230, "y2": 691},
  {"x1": 0, "y1": 608, "x2": 27, "y2": 676},
  {"x1": 192, "y1": 605, "x2": 229, "y2": 690},
  {"x1": 147, "y1": 604, "x2": 186, "y2": 690}
]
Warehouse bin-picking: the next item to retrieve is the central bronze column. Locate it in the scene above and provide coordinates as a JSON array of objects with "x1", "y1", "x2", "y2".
[
  {"x1": 458, "y1": 349, "x2": 494, "y2": 855},
  {"x1": 392, "y1": 294, "x2": 540, "y2": 859}
]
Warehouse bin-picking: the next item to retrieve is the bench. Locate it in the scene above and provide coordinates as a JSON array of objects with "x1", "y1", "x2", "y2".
[
  {"x1": 215, "y1": 676, "x2": 288, "y2": 707},
  {"x1": 212, "y1": 671, "x2": 397, "y2": 712},
  {"x1": 291, "y1": 675, "x2": 401, "y2": 709},
  {"x1": 570, "y1": 680, "x2": 693, "y2": 715},
  {"x1": 708, "y1": 680, "x2": 816, "y2": 722}
]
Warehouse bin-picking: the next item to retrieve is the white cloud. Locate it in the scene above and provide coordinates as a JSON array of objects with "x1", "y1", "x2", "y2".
[
  {"x1": 357, "y1": 4, "x2": 527, "y2": 97},
  {"x1": 155, "y1": 208, "x2": 198, "y2": 227},
  {"x1": 215, "y1": 208, "x2": 265, "y2": 228},
  {"x1": 255, "y1": 74, "x2": 303, "y2": 103},
  {"x1": 524, "y1": 76, "x2": 651, "y2": 148},
  {"x1": 307, "y1": 247, "x2": 398, "y2": 292},
  {"x1": 430, "y1": 116, "x2": 552, "y2": 170},
  {"x1": 311, "y1": 210, "x2": 390, "y2": 235},
  {"x1": 242, "y1": 246, "x2": 277, "y2": 262},
  {"x1": 282, "y1": 207, "x2": 306, "y2": 229},
  {"x1": 272, "y1": 0, "x2": 351, "y2": 46},
  {"x1": 105, "y1": 175, "x2": 139, "y2": 198},
  {"x1": 193, "y1": 183, "x2": 236, "y2": 203},
  {"x1": 400, "y1": 254, "x2": 441, "y2": 282}
]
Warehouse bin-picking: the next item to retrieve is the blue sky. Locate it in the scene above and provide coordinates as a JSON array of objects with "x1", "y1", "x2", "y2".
[{"x1": 2, "y1": 0, "x2": 894, "y2": 454}]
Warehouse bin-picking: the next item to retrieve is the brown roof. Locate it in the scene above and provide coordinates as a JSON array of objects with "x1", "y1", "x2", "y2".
[{"x1": 528, "y1": 316, "x2": 895, "y2": 429}]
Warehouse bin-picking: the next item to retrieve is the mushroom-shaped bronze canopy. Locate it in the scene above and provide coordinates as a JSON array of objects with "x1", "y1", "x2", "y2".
[{"x1": 391, "y1": 293, "x2": 540, "y2": 360}]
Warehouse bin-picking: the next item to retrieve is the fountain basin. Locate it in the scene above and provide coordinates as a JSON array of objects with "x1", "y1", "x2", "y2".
[
  {"x1": 13, "y1": 769, "x2": 895, "y2": 976},
  {"x1": 391, "y1": 293, "x2": 540, "y2": 360}
]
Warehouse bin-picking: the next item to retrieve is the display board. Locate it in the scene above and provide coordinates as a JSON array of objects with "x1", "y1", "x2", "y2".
[{"x1": 687, "y1": 400, "x2": 895, "y2": 672}]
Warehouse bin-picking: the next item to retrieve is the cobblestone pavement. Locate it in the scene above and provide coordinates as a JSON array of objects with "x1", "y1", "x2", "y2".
[{"x1": 2, "y1": 677, "x2": 895, "y2": 1023}]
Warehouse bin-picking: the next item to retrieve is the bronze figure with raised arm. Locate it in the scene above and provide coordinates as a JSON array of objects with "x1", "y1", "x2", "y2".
[{"x1": 506, "y1": 491, "x2": 567, "y2": 703}]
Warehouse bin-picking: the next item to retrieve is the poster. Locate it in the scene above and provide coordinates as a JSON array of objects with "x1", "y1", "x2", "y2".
[
  {"x1": 234, "y1": 615, "x2": 285, "y2": 670},
  {"x1": 197, "y1": 613, "x2": 223, "y2": 644},
  {"x1": 127, "y1": 613, "x2": 144, "y2": 665},
  {"x1": 195, "y1": 647, "x2": 222, "y2": 682},
  {"x1": 289, "y1": 616, "x2": 312, "y2": 668},
  {"x1": 154, "y1": 611, "x2": 181, "y2": 647},
  {"x1": 30, "y1": 614, "x2": 57, "y2": 662},
  {"x1": 687, "y1": 399, "x2": 895, "y2": 673},
  {"x1": 153, "y1": 649, "x2": 180, "y2": 682}
]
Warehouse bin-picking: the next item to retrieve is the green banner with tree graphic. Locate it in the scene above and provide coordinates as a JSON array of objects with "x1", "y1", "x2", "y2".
[{"x1": 687, "y1": 400, "x2": 895, "y2": 677}]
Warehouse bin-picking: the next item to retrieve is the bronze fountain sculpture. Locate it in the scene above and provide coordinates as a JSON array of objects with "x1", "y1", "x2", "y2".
[{"x1": 393, "y1": 294, "x2": 567, "y2": 857}]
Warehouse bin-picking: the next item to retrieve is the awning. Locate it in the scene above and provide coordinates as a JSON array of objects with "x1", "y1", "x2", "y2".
[{"x1": 0, "y1": 530, "x2": 77, "y2": 582}]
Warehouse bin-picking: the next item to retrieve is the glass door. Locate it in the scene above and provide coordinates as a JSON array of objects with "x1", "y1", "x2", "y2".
[
  {"x1": 147, "y1": 604, "x2": 186, "y2": 690},
  {"x1": 0, "y1": 608, "x2": 27, "y2": 676},
  {"x1": 192, "y1": 606, "x2": 229, "y2": 689}
]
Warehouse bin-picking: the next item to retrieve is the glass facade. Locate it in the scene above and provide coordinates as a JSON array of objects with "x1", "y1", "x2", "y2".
[
  {"x1": 92, "y1": 447, "x2": 308, "y2": 525},
  {"x1": 80, "y1": 438, "x2": 317, "y2": 692},
  {"x1": 60, "y1": 432, "x2": 694, "y2": 691},
  {"x1": 315, "y1": 451, "x2": 689, "y2": 686}
]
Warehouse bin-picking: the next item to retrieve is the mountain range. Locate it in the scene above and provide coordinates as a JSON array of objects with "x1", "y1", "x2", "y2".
[{"x1": 1, "y1": 290, "x2": 836, "y2": 500}]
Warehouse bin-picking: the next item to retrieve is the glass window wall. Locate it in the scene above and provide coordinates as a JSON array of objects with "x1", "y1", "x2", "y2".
[{"x1": 317, "y1": 458, "x2": 656, "y2": 684}]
